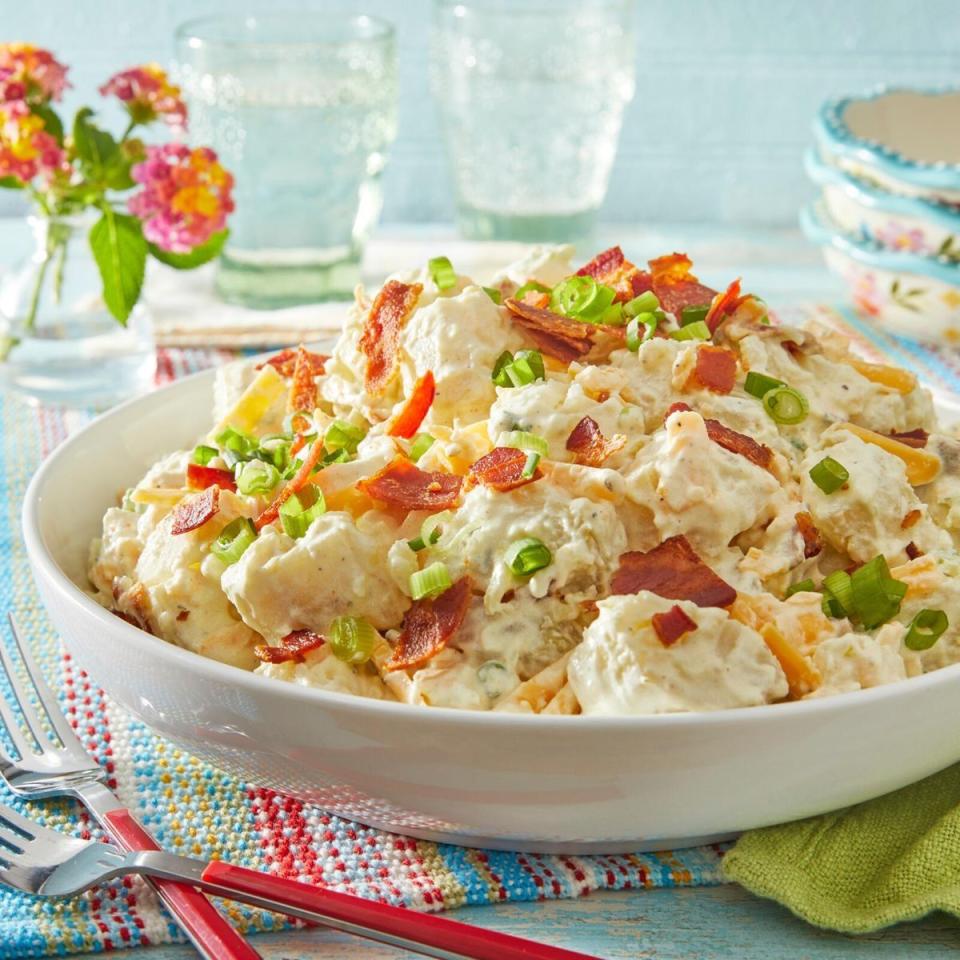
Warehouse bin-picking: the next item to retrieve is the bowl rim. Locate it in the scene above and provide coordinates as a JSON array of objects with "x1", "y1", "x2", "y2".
[
  {"x1": 801, "y1": 201, "x2": 960, "y2": 285},
  {"x1": 814, "y1": 85, "x2": 960, "y2": 189},
  {"x1": 23, "y1": 360, "x2": 960, "y2": 731},
  {"x1": 804, "y1": 147, "x2": 960, "y2": 231}
]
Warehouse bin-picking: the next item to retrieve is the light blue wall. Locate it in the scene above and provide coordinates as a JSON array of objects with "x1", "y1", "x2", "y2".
[{"x1": 2, "y1": 1, "x2": 958, "y2": 225}]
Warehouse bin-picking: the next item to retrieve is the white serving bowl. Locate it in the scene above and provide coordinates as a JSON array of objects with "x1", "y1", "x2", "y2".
[
  {"x1": 815, "y1": 87, "x2": 960, "y2": 206},
  {"x1": 23, "y1": 367, "x2": 960, "y2": 853},
  {"x1": 805, "y1": 148, "x2": 960, "y2": 264},
  {"x1": 801, "y1": 202, "x2": 960, "y2": 344}
]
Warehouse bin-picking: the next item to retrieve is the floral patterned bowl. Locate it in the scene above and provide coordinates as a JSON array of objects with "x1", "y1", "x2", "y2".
[
  {"x1": 800, "y1": 202, "x2": 960, "y2": 344},
  {"x1": 805, "y1": 148, "x2": 960, "y2": 264},
  {"x1": 814, "y1": 87, "x2": 960, "y2": 206}
]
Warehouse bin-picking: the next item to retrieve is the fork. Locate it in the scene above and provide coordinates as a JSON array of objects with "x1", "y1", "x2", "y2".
[
  {"x1": 0, "y1": 615, "x2": 260, "y2": 960},
  {"x1": 0, "y1": 797, "x2": 599, "y2": 960}
]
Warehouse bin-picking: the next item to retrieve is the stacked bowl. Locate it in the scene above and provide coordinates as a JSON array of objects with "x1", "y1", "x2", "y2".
[{"x1": 801, "y1": 87, "x2": 960, "y2": 344}]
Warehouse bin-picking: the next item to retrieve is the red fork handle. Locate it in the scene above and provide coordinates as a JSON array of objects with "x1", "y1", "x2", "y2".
[
  {"x1": 104, "y1": 809, "x2": 261, "y2": 960},
  {"x1": 201, "y1": 860, "x2": 599, "y2": 960}
]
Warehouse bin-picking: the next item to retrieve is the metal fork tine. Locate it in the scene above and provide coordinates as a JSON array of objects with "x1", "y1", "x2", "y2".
[
  {"x1": 0, "y1": 633, "x2": 50, "y2": 753},
  {"x1": 0, "y1": 804, "x2": 38, "y2": 841},
  {"x1": 0, "y1": 823, "x2": 28, "y2": 855},
  {"x1": 7, "y1": 616, "x2": 78, "y2": 749},
  {"x1": 0, "y1": 682, "x2": 40, "y2": 762}
]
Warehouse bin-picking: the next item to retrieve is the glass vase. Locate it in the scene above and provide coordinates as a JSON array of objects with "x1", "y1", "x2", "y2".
[{"x1": 0, "y1": 214, "x2": 156, "y2": 409}]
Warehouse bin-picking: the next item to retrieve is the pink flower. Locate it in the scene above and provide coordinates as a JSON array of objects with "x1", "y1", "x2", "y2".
[
  {"x1": 0, "y1": 99, "x2": 66, "y2": 184},
  {"x1": 129, "y1": 143, "x2": 234, "y2": 253},
  {"x1": 0, "y1": 44, "x2": 69, "y2": 103},
  {"x1": 100, "y1": 64, "x2": 187, "y2": 129},
  {"x1": 875, "y1": 221, "x2": 927, "y2": 254}
]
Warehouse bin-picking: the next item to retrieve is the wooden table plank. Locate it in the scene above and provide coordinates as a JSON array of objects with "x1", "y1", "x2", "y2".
[{"x1": 134, "y1": 886, "x2": 960, "y2": 959}]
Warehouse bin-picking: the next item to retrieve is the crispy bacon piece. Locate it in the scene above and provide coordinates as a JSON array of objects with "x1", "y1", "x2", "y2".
[
  {"x1": 170, "y1": 487, "x2": 220, "y2": 535},
  {"x1": 256, "y1": 347, "x2": 328, "y2": 379},
  {"x1": 704, "y1": 278, "x2": 747, "y2": 333},
  {"x1": 359, "y1": 280, "x2": 423, "y2": 395},
  {"x1": 289, "y1": 433, "x2": 309, "y2": 457},
  {"x1": 565, "y1": 416, "x2": 626, "y2": 467},
  {"x1": 611, "y1": 535, "x2": 737, "y2": 608},
  {"x1": 255, "y1": 630, "x2": 326, "y2": 664},
  {"x1": 648, "y1": 252, "x2": 718, "y2": 318},
  {"x1": 577, "y1": 246, "x2": 625, "y2": 280},
  {"x1": 690, "y1": 346, "x2": 737, "y2": 394},
  {"x1": 388, "y1": 371, "x2": 436, "y2": 439},
  {"x1": 906, "y1": 541, "x2": 923, "y2": 560},
  {"x1": 889, "y1": 429, "x2": 929, "y2": 449},
  {"x1": 466, "y1": 446, "x2": 542, "y2": 491},
  {"x1": 358, "y1": 456, "x2": 462, "y2": 512},
  {"x1": 795, "y1": 511, "x2": 823, "y2": 559},
  {"x1": 504, "y1": 297, "x2": 595, "y2": 363},
  {"x1": 665, "y1": 401, "x2": 692, "y2": 421},
  {"x1": 255, "y1": 438, "x2": 326, "y2": 530},
  {"x1": 651, "y1": 604, "x2": 698, "y2": 647},
  {"x1": 186, "y1": 462, "x2": 237, "y2": 493},
  {"x1": 901, "y1": 509, "x2": 922, "y2": 530},
  {"x1": 575, "y1": 246, "x2": 644, "y2": 302},
  {"x1": 387, "y1": 576, "x2": 472, "y2": 670},
  {"x1": 288, "y1": 344, "x2": 319, "y2": 416},
  {"x1": 704, "y1": 418, "x2": 774, "y2": 471}
]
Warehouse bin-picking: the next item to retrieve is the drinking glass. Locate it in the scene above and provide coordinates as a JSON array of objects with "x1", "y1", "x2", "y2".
[
  {"x1": 430, "y1": 0, "x2": 636, "y2": 243},
  {"x1": 176, "y1": 14, "x2": 397, "y2": 307}
]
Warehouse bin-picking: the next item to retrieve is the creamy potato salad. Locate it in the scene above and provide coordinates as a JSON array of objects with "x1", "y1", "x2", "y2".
[{"x1": 89, "y1": 245, "x2": 960, "y2": 715}]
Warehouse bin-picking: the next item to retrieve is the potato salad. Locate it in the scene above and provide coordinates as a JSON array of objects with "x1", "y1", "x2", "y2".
[{"x1": 89, "y1": 245, "x2": 960, "y2": 715}]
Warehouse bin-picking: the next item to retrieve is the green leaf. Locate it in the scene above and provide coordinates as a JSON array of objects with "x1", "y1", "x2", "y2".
[
  {"x1": 72, "y1": 107, "x2": 119, "y2": 177},
  {"x1": 89, "y1": 209, "x2": 147, "y2": 324},
  {"x1": 33, "y1": 104, "x2": 64, "y2": 145},
  {"x1": 149, "y1": 230, "x2": 229, "y2": 270},
  {"x1": 0, "y1": 176, "x2": 24, "y2": 190}
]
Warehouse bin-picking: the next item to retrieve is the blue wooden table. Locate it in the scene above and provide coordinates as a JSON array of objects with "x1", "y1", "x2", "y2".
[{"x1": 10, "y1": 222, "x2": 954, "y2": 959}]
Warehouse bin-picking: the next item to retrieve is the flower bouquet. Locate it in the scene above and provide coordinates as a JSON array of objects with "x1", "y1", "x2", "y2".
[{"x1": 0, "y1": 44, "x2": 234, "y2": 357}]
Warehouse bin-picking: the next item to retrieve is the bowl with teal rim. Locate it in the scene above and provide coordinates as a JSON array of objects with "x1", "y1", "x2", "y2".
[
  {"x1": 800, "y1": 201, "x2": 960, "y2": 344},
  {"x1": 814, "y1": 87, "x2": 960, "y2": 206},
  {"x1": 804, "y1": 148, "x2": 960, "y2": 264}
]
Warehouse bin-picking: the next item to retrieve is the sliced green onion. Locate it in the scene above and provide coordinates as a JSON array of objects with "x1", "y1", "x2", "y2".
[
  {"x1": 505, "y1": 537, "x2": 552, "y2": 577},
  {"x1": 809, "y1": 457, "x2": 849, "y2": 495},
  {"x1": 482, "y1": 285, "x2": 502, "y2": 305},
  {"x1": 328, "y1": 616, "x2": 377, "y2": 664},
  {"x1": 550, "y1": 275, "x2": 598, "y2": 316},
  {"x1": 499, "y1": 430, "x2": 549, "y2": 457},
  {"x1": 428, "y1": 255, "x2": 457, "y2": 291},
  {"x1": 744, "y1": 371, "x2": 785, "y2": 399},
  {"x1": 905, "y1": 609, "x2": 949, "y2": 651},
  {"x1": 521, "y1": 452, "x2": 541, "y2": 478},
  {"x1": 762, "y1": 386, "x2": 809, "y2": 425},
  {"x1": 822, "y1": 594, "x2": 846, "y2": 619},
  {"x1": 322, "y1": 448, "x2": 350, "y2": 465},
  {"x1": 492, "y1": 350, "x2": 515, "y2": 387},
  {"x1": 211, "y1": 517, "x2": 256, "y2": 566},
  {"x1": 850, "y1": 556, "x2": 907, "y2": 629},
  {"x1": 626, "y1": 312, "x2": 658, "y2": 351},
  {"x1": 324, "y1": 419, "x2": 365, "y2": 455},
  {"x1": 785, "y1": 578, "x2": 816, "y2": 598},
  {"x1": 407, "y1": 512, "x2": 447, "y2": 552},
  {"x1": 670, "y1": 321, "x2": 711, "y2": 341},
  {"x1": 514, "y1": 280, "x2": 550, "y2": 300},
  {"x1": 680, "y1": 304, "x2": 711, "y2": 326},
  {"x1": 279, "y1": 485, "x2": 326, "y2": 539},
  {"x1": 410, "y1": 432, "x2": 436, "y2": 463},
  {"x1": 624, "y1": 290, "x2": 660, "y2": 318},
  {"x1": 258, "y1": 435, "x2": 292, "y2": 472},
  {"x1": 578, "y1": 285, "x2": 617, "y2": 323},
  {"x1": 216, "y1": 427, "x2": 257, "y2": 459},
  {"x1": 822, "y1": 569, "x2": 854, "y2": 618},
  {"x1": 410, "y1": 561, "x2": 453, "y2": 600},
  {"x1": 505, "y1": 349, "x2": 545, "y2": 387},
  {"x1": 236, "y1": 459, "x2": 281, "y2": 496},
  {"x1": 192, "y1": 444, "x2": 218, "y2": 466}
]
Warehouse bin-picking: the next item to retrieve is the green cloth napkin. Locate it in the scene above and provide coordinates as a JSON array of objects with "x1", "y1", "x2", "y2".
[{"x1": 723, "y1": 763, "x2": 960, "y2": 933}]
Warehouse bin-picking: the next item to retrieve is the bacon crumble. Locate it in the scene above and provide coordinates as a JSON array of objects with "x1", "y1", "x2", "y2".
[
  {"x1": 388, "y1": 577, "x2": 472, "y2": 670},
  {"x1": 255, "y1": 630, "x2": 326, "y2": 664},
  {"x1": 651, "y1": 605, "x2": 698, "y2": 646},
  {"x1": 648, "y1": 252, "x2": 718, "y2": 318},
  {"x1": 359, "y1": 280, "x2": 423, "y2": 395},
  {"x1": 690, "y1": 345, "x2": 737, "y2": 394},
  {"x1": 576, "y1": 245, "x2": 645, "y2": 301},
  {"x1": 901, "y1": 509, "x2": 922, "y2": 530},
  {"x1": 256, "y1": 346, "x2": 328, "y2": 379},
  {"x1": 288, "y1": 344, "x2": 319, "y2": 416},
  {"x1": 467, "y1": 447, "x2": 542, "y2": 491},
  {"x1": 704, "y1": 278, "x2": 747, "y2": 333},
  {"x1": 186, "y1": 462, "x2": 237, "y2": 493},
  {"x1": 704, "y1": 418, "x2": 774, "y2": 471},
  {"x1": 565, "y1": 416, "x2": 626, "y2": 467},
  {"x1": 358, "y1": 456, "x2": 462, "y2": 512},
  {"x1": 170, "y1": 486, "x2": 221, "y2": 535},
  {"x1": 388, "y1": 371, "x2": 436, "y2": 439},
  {"x1": 255, "y1": 438, "x2": 326, "y2": 530},
  {"x1": 504, "y1": 297, "x2": 596, "y2": 363},
  {"x1": 889, "y1": 429, "x2": 929, "y2": 449},
  {"x1": 611, "y1": 535, "x2": 737, "y2": 608},
  {"x1": 906, "y1": 541, "x2": 923, "y2": 560},
  {"x1": 795, "y1": 511, "x2": 823, "y2": 559}
]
